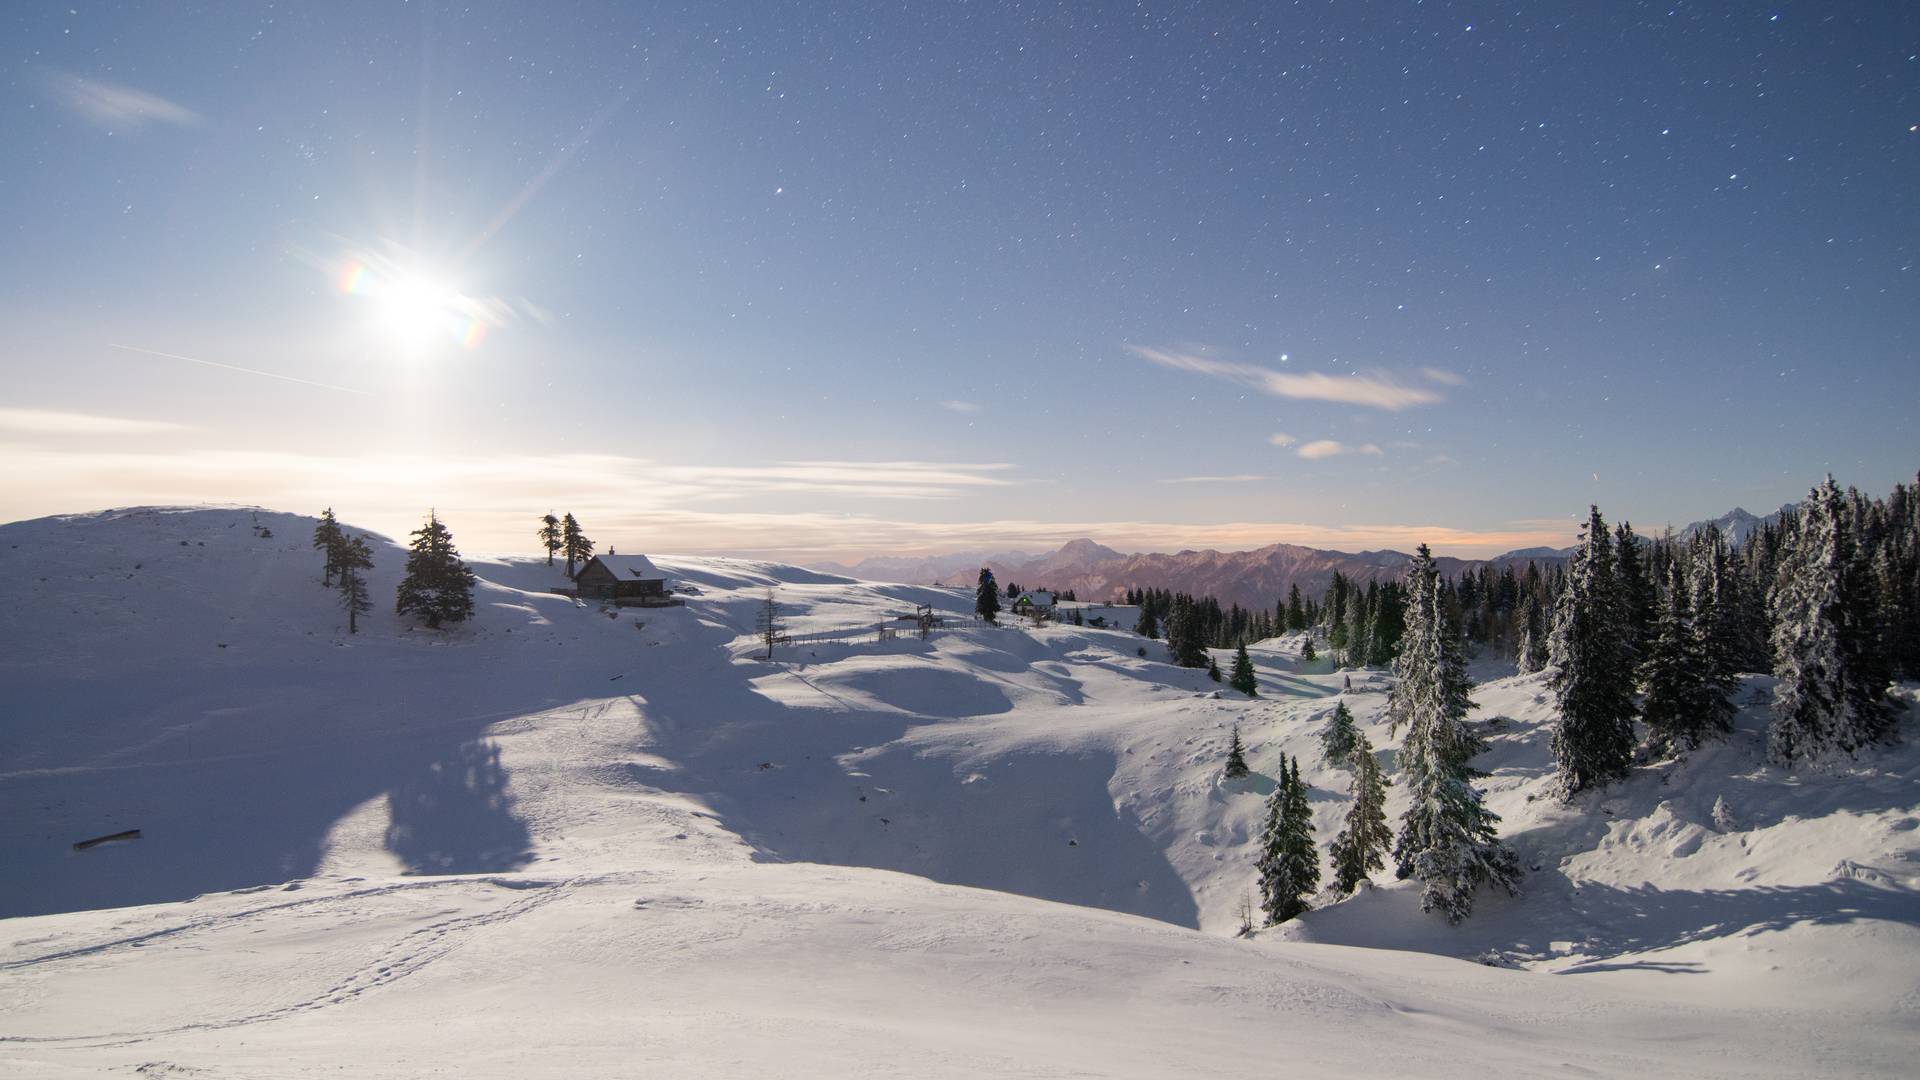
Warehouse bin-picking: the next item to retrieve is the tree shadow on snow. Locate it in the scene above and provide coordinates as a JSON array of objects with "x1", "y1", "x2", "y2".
[{"x1": 384, "y1": 739, "x2": 533, "y2": 874}]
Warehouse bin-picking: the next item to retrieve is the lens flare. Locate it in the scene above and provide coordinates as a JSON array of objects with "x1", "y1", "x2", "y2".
[{"x1": 334, "y1": 257, "x2": 491, "y2": 353}]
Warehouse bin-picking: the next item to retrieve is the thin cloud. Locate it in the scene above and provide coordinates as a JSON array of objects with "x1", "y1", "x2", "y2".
[
  {"x1": 1296, "y1": 440, "x2": 1384, "y2": 460},
  {"x1": 0, "y1": 408, "x2": 195, "y2": 436},
  {"x1": 1157, "y1": 474, "x2": 1267, "y2": 484},
  {"x1": 43, "y1": 71, "x2": 202, "y2": 129},
  {"x1": 0, "y1": 444, "x2": 1573, "y2": 560},
  {"x1": 1420, "y1": 366, "x2": 1467, "y2": 386},
  {"x1": 1130, "y1": 346, "x2": 1442, "y2": 411},
  {"x1": 941, "y1": 400, "x2": 982, "y2": 414},
  {"x1": 1267, "y1": 432, "x2": 1298, "y2": 447}
]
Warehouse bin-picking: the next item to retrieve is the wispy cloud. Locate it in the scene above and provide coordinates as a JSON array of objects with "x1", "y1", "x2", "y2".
[
  {"x1": 0, "y1": 445, "x2": 1572, "y2": 560},
  {"x1": 42, "y1": 71, "x2": 202, "y2": 129},
  {"x1": 0, "y1": 408, "x2": 195, "y2": 436},
  {"x1": 1130, "y1": 346, "x2": 1442, "y2": 411},
  {"x1": 1157, "y1": 474, "x2": 1267, "y2": 484},
  {"x1": 1296, "y1": 440, "x2": 1383, "y2": 460},
  {"x1": 941, "y1": 400, "x2": 982, "y2": 414},
  {"x1": 1267, "y1": 432, "x2": 1298, "y2": 448},
  {"x1": 1420, "y1": 366, "x2": 1466, "y2": 387}
]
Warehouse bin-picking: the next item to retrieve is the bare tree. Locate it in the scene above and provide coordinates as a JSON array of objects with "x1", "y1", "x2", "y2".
[{"x1": 756, "y1": 588, "x2": 784, "y2": 660}]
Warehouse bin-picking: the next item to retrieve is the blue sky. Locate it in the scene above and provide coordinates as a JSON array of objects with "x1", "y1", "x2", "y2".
[{"x1": 3, "y1": 2, "x2": 1916, "y2": 558}]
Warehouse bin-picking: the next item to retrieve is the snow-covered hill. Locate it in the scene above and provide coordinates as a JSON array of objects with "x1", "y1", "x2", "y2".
[{"x1": 1, "y1": 506, "x2": 1915, "y2": 1077}]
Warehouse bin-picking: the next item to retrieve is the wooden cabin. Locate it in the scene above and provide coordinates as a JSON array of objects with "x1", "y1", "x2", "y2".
[{"x1": 573, "y1": 554, "x2": 670, "y2": 604}]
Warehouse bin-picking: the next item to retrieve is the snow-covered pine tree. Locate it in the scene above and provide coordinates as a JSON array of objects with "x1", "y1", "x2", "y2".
[
  {"x1": 1614, "y1": 521, "x2": 1654, "y2": 660},
  {"x1": 1224, "y1": 725, "x2": 1250, "y2": 778},
  {"x1": 1547, "y1": 506, "x2": 1637, "y2": 797},
  {"x1": 1514, "y1": 596, "x2": 1546, "y2": 674},
  {"x1": 312, "y1": 508, "x2": 344, "y2": 587},
  {"x1": 1328, "y1": 729, "x2": 1390, "y2": 894},
  {"x1": 1641, "y1": 557, "x2": 1723, "y2": 756},
  {"x1": 1685, "y1": 528, "x2": 1741, "y2": 735},
  {"x1": 1768, "y1": 476, "x2": 1895, "y2": 764},
  {"x1": 394, "y1": 511, "x2": 477, "y2": 629},
  {"x1": 1390, "y1": 545, "x2": 1518, "y2": 923},
  {"x1": 538, "y1": 512, "x2": 562, "y2": 566},
  {"x1": 975, "y1": 568, "x2": 1000, "y2": 624},
  {"x1": 1320, "y1": 700, "x2": 1359, "y2": 768},
  {"x1": 1229, "y1": 642, "x2": 1258, "y2": 696},
  {"x1": 336, "y1": 533, "x2": 374, "y2": 634},
  {"x1": 1326, "y1": 571, "x2": 1351, "y2": 653},
  {"x1": 1256, "y1": 756, "x2": 1319, "y2": 924},
  {"x1": 1300, "y1": 635, "x2": 1317, "y2": 663},
  {"x1": 560, "y1": 513, "x2": 594, "y2": 578}
]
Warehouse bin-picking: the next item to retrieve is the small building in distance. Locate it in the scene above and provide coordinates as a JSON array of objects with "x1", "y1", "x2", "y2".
[
  {"x1": 572, "y1": 554, "x2": 673, "y2": 605},
  {"x1": 1011, "y1": 590, "x2": 1056, "y2": 616}
]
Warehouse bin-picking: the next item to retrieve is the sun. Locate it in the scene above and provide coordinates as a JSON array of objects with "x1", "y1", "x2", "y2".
[{"x1": 337, "y1": 257, "x2": 489, "y2": 354}]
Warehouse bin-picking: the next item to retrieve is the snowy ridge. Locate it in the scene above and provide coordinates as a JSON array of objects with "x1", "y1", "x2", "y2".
[{"x1": 1, "y1": 506, "x2": 1915, "y2": 1077}]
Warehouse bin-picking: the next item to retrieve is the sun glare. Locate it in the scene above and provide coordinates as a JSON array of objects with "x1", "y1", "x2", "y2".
[{"x1": 336, "y1": 258, "x2": 489, "y2": 354}]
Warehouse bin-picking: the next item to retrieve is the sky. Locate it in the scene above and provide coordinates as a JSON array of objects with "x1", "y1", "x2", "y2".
[{"x1": 3, "y1": 1, "x2": 1917, "y2": 561}]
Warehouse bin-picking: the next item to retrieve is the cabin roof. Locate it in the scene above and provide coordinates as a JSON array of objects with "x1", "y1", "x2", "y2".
[{"x1": 579, "y1": 553, "x2": 662, "y2": 580}]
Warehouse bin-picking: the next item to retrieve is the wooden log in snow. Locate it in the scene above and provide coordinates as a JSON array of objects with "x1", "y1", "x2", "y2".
[{"x1": 72, "y1": 828, "x2": 141, "y2": 852}]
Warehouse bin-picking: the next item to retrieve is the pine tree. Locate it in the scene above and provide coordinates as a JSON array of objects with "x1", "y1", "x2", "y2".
[
  {"x1": 1390, "y1": 545, "x2": 1517, "y2": 923},
  {"x1": 560, "y1": 513, "x2": 594, "y2": 578},
  {"x1": 1769, "y1": 476, "x2": 1895, "y2": 764},
  {"x1": 1301, "y1": 634, "x2": 1318, "y2": 663},
  {"x1": 1345, "y1": 593, "x2": 1371, "y2": 668},
  {"x1": 1168, "y1": 598, "x2": 1208, "y2": 668},
  {"x1": 1614, "y1": 521, "x2": 1655, "y2": 660},
  {"x1": 312, "y1": 508, "x2": 344, "y2": 587},
  {"x1": 975, "y1": 568, "x2": 1000, "y2": 624},
  {"x1": 1641, "y1": 557, "x2": 1725, "y2": 757},
  {"x1": 1134, "y1": 604, "x2": 1159, "y2": 639},
  {"x1": 394, "y1": 512, "x2": 477, "y2": 629},
  {"x1": 1224, "y1": 726, "x2": 1250, "y2": 779},
  {"x1": 336, "y1": 534, "x2": 374, "y2": 634},
  {"x1": 1515, "y1": 597, "x2": 1547, "y2": 673},
  {"x1": 1207, "y1": 654, "x2": 1223, "y2": 682},
  {"x1": 1328, "y1": 730, "x2": 1391, "y2": 894},
  {"x1": 1320, "y1": 700, "x2": 1359, "y2": 768},
  {"x1": 1256, "y1": 756, "x2": 1319, "y2": 924},
  {"x1": 1286, "y1": 584, "x2": 1306, "y2": 631},
  {"x1": 538, "y1": 513, "x2": 563, "y2": 566},
  {"x1": 1229, "y1": 642, "x2": 1258, "y2": 695},
  {"x1": 1548, "y1": 507, "x2": 1637, "y2": 797},
  {"x1": 1366, "y1": 584, "x2": 1404, "y2": 667}
]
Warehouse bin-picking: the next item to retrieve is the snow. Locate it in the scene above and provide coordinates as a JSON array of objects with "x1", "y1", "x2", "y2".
[{"x1": 2, "y1": 506, "x2": 1916, "y2": 1077}]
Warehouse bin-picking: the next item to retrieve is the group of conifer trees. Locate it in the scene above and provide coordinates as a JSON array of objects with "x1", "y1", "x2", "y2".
[
  {"x1": 537, "y1": 512, "x2": 596, "y2": 576},
  {"x1": 312, "y1": 508, "x2": 375, "y2": 634},
  {"x1": 1123, "y1": 586, "x2": 1317, "y2": 651},
  {"x1": 313, "y1": 509, "x2": 477, "y2": 632},
  {"x1": 1248, "y1": 546, "x2": 1517, "y2": 926},
  {"x1": 1549, "y1": 473, "x2": 1915, "y2": 789}
]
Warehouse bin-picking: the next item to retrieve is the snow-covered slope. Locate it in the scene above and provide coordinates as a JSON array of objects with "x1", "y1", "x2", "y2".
[{"x1": 2, "y1": 507, "x2": 1915, "y2": 1077}]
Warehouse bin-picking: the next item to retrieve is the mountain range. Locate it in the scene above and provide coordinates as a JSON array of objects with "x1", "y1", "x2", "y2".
[
  {"x1": 816, "y1": 538, "x2": 1568, "y2": 611},
  {"x1": 816, "y1": 507, "x2": 1777, "y2": 611}
]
